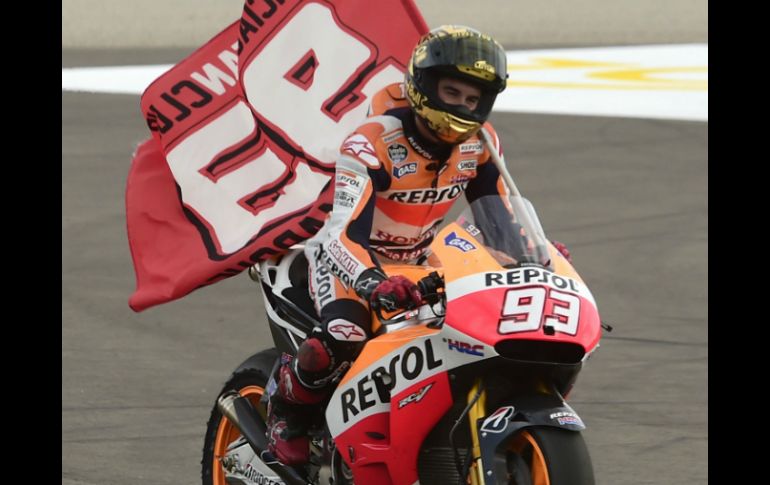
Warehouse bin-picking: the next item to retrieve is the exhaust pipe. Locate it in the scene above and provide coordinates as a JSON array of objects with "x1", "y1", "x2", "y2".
[{"x1": 217, "y1": 391, "x2": 310, "y2": 485}]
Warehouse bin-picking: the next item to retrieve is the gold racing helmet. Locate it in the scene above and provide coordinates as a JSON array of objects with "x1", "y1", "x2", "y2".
[{"x1": 405, "y1": 25, "x2": 509, "y2": 144}]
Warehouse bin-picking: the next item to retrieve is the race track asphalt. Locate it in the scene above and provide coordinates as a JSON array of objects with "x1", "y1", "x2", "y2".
[{"x1": 62, "y1": 49, "x2": 707, "y2": 485}]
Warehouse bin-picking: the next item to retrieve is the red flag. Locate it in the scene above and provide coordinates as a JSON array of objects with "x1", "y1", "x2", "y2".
[{"x1": 127, "y1": 0, "x2": 427, "y2": 311}]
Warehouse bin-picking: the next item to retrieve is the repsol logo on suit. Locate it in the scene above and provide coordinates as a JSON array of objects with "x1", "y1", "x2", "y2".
[
  {"x1": 340, "y1": 339, "x2": 442, "y2": 423},
  {"x1": 387, "y1": 184, "x2": 467, "y2": 204}
]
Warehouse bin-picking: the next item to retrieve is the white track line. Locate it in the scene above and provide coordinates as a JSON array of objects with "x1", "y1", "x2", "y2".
[{"x1": 62, "y1": 44, "x2": 707, "y2": 121}]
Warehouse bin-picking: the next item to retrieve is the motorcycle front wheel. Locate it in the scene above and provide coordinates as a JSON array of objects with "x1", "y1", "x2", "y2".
[
  {"x1": 504, "y1": 427, "x2": 595, "y2": 485},
  {"x1": 201, "y1": 349, "x2": 278, "y2": 485}
]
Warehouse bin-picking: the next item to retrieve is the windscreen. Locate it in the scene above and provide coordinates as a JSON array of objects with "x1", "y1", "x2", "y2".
[{"x1": 456, "y1": 195, "x2": 552, "y2": 269}]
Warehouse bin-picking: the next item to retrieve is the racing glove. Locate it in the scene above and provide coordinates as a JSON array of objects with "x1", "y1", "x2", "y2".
[
  {"x1": 551, "y1": 240, "x2": 572, "y2": 263},
  {"x1": 355, "y1": 269, "x2": 421, "y2": 311},
  {"x1": 372, "y1": 276, "x2": 422, "y2": 311}
]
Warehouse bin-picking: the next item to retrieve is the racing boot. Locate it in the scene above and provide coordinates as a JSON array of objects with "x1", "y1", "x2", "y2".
[{"x1": 266, "y1": 342, "x2": 330, "y2": 466}]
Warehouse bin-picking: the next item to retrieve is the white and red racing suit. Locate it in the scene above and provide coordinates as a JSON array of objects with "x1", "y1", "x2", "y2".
[{"x1": 282, "y1": 82, "x2": 510, "y2": 393}]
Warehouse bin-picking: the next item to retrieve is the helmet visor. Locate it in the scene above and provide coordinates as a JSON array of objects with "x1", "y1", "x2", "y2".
[{"x1": 414, "y1": 30, "x2": 508, "y2": 91}]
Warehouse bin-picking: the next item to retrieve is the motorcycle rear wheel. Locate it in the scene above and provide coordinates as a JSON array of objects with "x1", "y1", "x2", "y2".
[
  {"x1": 504, "y1": 427, "x2": 595, "y2": 485},
  {"x1": 201, "y1": 349, "x2": 278, "y2": 485}
]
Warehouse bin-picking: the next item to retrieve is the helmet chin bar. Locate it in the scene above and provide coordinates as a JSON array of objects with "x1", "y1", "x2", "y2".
[{"x1": 421, "y1": 106, "x2": 481, "y2": 144}]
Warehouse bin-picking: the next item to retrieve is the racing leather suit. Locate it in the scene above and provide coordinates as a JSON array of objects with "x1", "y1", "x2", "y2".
[{"x1": 293, "y1": 82, "x2": 510, "y2": 392}]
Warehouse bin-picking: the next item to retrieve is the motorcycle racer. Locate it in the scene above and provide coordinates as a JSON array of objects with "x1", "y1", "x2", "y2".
[{"x1": 265, "y1": 25, "x2": 570, "y2": 465}]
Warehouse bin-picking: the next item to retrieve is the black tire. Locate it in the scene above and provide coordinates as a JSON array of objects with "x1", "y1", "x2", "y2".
[
  {"x1": 201, "y1": 349, "x2": 279, "y2": 485},
  {"x1": 504, "y1": 426, "x2": 595, "y2": 485}
]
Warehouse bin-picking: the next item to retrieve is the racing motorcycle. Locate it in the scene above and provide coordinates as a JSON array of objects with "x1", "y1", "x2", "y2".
[{"x1": 201, "y1": 192, "x2": 603, "y2": 485}]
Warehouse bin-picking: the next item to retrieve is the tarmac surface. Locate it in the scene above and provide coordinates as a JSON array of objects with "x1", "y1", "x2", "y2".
[
  {"x1": 62, "y1": 48, "x2": 708, "y2": 484},
  {"x1": 63, "y1": 0, "x2": 708, "y2": 48}
]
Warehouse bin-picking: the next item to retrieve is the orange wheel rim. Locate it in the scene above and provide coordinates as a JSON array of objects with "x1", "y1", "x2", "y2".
[
  {"x1": 212, "y1": 385, "x2": 265, "y2": 485},
  {"x1": 508, "y1": 430, "x2": 550, "y2": 485}
]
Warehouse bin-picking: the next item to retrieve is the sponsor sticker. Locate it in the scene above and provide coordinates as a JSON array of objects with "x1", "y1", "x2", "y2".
[
  {"x1": 444, "y1": 231, "x2": 476, "y2": 252},
  {"x1": 393, "y1": 162, "x2": 418, "y2": 179},
  {"x1": 387, "y1": 143, "x2": 408, "y2": 164},
  {"x1": 374, "y1": 226, "x2": 437, "y2": 246},
  {"x1": 398, "y1": 382, "x2": 434, "y2": 409},
  {"x1": 382, "y1": 130, "x2": 404, "y2": 143},
  {"x1": 336, "y1": 170, "x2": 365, "y2": 196},
  {"x1": 446, "y1": 338, "x2": 484, "y2": 356},
  {"x1": 327, "y1": 239, "x2": 359, "y2": 275},
  {"x1": 450, "y1": 175, "x2": 472, "y2": 184},
  {"x1": 374, "y1": 246, "x2": 427, "y2": 262},
  {"x1": 407, "y1": 135, "x2": 434, "y2": 159},
  {"x1": 458, "y1": 159, "x2": 477, "y2": 171},
  {"x1": 317, "y1": 242, "x2": 357, "y2": 289},
  {"x1": 335, "y1": 191, "x2": 355, "y2": 208},
  {"x1": 242, "y1": 464, "x2": 282, "y2": 485},
  {"x1": 558, "y1": 416, "x2": 581, "y2": 425},
  {"x1": 311, "y1": 261, "x2": 335, "y2": 309},
  {"x1": 481, "y1": 406, "x2": 515, "y2": 434},
  {"x1": 549, "y1": 411, "x2": 584, "y2": 427},
  {"x1": 459, "y1": 141, "x2": 483, "y2": 154}
]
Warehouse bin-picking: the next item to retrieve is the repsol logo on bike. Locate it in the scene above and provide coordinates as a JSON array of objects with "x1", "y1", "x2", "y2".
[
  {"x1": 549, "y1": 411, "x2": 583, "y2": 427},
  {"x1": 485, "y1": 267, "x2": 580, "y2": 293},
  {"x1": 340, "y1": 339, "x2": 443, "y2": 423},
  {"x1": 387, "y1": 184, "x2": 467, "y2": 204}
]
